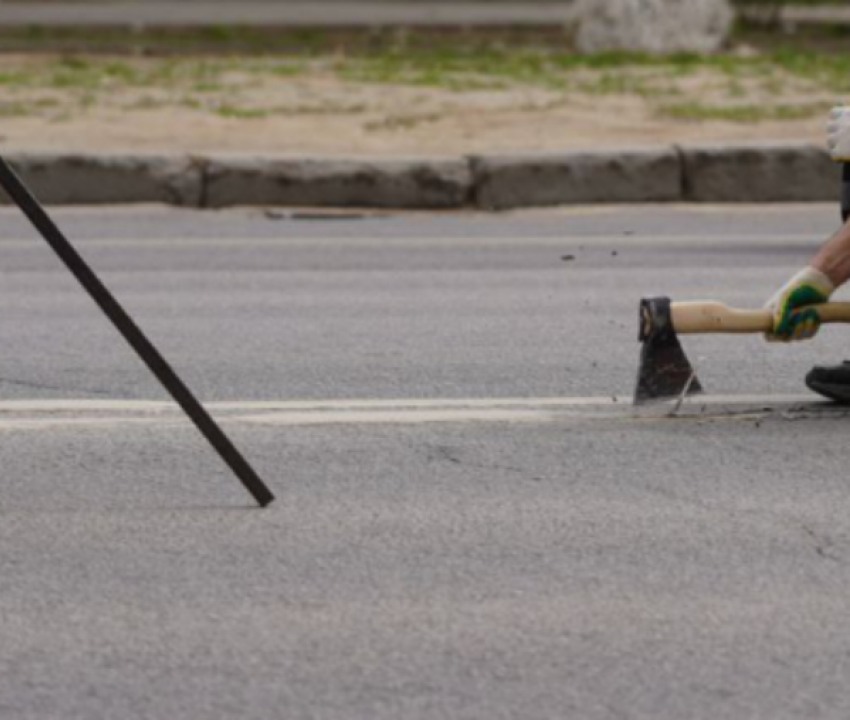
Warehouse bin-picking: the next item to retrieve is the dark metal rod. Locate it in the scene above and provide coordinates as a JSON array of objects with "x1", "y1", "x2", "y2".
[
  {"x1": 843, "y1": 163, "x2": 850, "y2": 223},
  {"x1": 0, "y1": 157, "x2": 274, "y2": 508}
]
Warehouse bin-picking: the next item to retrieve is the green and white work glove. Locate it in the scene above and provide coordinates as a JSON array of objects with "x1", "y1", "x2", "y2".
[
  {"x1": 828, "y1": 103, "x2": 850, "y2": 162},
  {"x1": 765, "y1": 266, "x2": 835, "y2": 342}
]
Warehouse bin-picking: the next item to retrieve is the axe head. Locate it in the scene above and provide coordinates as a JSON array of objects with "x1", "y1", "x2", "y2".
[{"x1": 634, "y1": 297, "x2": 704, "y2": 405}]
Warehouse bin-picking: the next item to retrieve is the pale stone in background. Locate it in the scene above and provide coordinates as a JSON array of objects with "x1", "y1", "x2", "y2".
[{"x1": 574, "y1": 0, "x2": 733, "y2": 53}]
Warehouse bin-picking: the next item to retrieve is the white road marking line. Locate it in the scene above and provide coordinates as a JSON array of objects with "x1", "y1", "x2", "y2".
[
  {"x1": 0, "y1": 417, "x2": 184, "y2": 431},
  {"x1": 0, "y1": 400, "x2": 175, "y2": 412},
  {"x1": 0, "y1": 395, "x2": 824, "y2": 431},
  {"x1": 0, "y1": 234, "x2": 816, "y2": 250},
  {"x1": 238, "y1": 409, "x2": 555, "y2": 426}
]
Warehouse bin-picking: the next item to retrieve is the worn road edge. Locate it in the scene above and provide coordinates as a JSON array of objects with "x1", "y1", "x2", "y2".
[{"x1": 0, "y1": 144, "x2": 839, "y2": 209}]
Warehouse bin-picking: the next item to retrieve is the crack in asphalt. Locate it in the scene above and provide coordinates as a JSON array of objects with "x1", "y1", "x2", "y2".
[
  {"x1": 420, "y1": 443, "x2": 545, "y2": 482},
  {"x1": 0, "y1": 376, "x2": 120, "y2": 398},
  {"x1": 801, "y1": 525, "x2": 841, "y2": 563}
]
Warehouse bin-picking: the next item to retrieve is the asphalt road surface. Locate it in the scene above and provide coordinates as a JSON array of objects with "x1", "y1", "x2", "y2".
[
  {"x1": 3, "y1": 204, "x2": 850, "y2": 719},
  {"x1": 0, "y1": 1, "x2": 576, "y2": 28}
]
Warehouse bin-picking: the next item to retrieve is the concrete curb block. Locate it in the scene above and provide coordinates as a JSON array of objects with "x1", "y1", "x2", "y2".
[
  {"x1": 203, "y1": 155, "x2": 473, "y2": 209},
  {"x1": 679, "y1": 142, "x2": 839, "y2": 203},
  {"x1": 0, "y1": 152, "x2": 203, "y2": 206},
  {"x1": 0, "y1": 145, "x2": 841, "y2": 208},
  {"x1": 471, "y1": 148, "x2": 682, "y2": 210}
]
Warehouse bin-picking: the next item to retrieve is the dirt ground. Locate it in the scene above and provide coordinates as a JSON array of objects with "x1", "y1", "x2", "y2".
[{"x1": 0, "y1": 54, "x2": 832, "y2": 155}]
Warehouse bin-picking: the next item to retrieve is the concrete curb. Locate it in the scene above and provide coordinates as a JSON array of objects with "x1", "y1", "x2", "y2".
[
  {"x1": 679, "y1": 143, "x2": 838, "y2": 203},
  {"x1": 0, "y1": 152, "x2": 203, "y2": 207},
  {"x1": 203, "y1": 155, "x2": 472, "y2": 209},
  {"x1": 472, "y1": 147, "x2": 682, "y2": 210},
  {"x1": 0, "y1": 144, "x2": 840, "y2": 209}
]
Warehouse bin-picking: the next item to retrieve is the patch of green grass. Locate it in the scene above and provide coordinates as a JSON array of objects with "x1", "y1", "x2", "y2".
[
  {"x1": 338, "y1": 48, "x2": 740, "y2": 90},
  {"x1": 285, "y1": 102, "x2": 368, "y2": 115},
  {"x1": 658, "y1": 101, "x2": 829, "y2": 122},
  {"x1": 0, "y1": 42, "x2": 847, "y2": 127},
  {"x1": 193, "y1": 80, "x2": 224, "y2": 93},
  {"x1": 180, "y1": 96, "x2": 203, "y2": 110},
  {"x1": 725, "y1": 79, "x2": 748, "y2": 98},
  {"x1": 57, "y1": 55, "x2": 91, "y2": 71},
  {"x1": 0, "y1": 98, "x2": 59, "y2": 116},
  {"x1": 48, "y1": 70, "x2": 99, "y2": 89},
  {"x1": 575, "y1": 72, "x2": 660, "y2": 97},
  {"x1": 215, "y1": 104, "x2": 271, "y2": 119},
  {"x1": 0, "y1": 100, "x2": 33, "y2": 116},
  {"x1": 101, "y1": 60, "x2": 140, "y2": 83},
  {"x1": 269, "y1": 62, "x2": 308, "y2": 77},
  {"x1": 364, "y1": 112, "x2": 441, "y2": 132},
  {"x1": 337, "y1": 47, "x2": 561, "y2": 89},
  {"x1": 124, "y1": 95, "x2": 166, "y2": 111},
  {"x1": 0, "y1": 69, "x2": 35, "y2": 86},
  {"x1": 335, "y1": 44, "x2": 850, "y2": 97},
  {"x1": 768, "y1": 46, "x2": 850, "y2": 92},
  {"x1": 1, "y1": 45, "x2": 845, "y2": 100}
]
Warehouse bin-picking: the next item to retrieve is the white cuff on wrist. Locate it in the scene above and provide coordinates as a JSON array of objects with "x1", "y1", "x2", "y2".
[{"x1": 791, "y1": 266, "x2": 835, "y2": 295}]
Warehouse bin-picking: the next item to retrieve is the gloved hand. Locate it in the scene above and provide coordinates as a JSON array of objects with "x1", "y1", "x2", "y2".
[
  {"x1": 828, "y1": 104, "x2": 850, "y2": 162},
  {"x1": 765, "y1": 266, "x2": 835, "y2": 342}
]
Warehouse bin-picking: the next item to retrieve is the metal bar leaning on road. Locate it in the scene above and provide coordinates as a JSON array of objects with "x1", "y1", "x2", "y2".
[
  {"x1": 0, "y1": 156, "x2": 275, "y2": 508},
  {"x1": 842, "y1": 164, "x2": 850, "y2": 223}
]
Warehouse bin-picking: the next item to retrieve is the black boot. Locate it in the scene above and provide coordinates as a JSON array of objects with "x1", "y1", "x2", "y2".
[{"x1": 806, "y1": 362, "x2": 850, "y2": 403}]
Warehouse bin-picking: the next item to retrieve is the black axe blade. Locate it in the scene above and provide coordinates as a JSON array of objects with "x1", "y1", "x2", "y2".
[{"x1": 634, "y1": 297, "x2": 704, "y2": 405}]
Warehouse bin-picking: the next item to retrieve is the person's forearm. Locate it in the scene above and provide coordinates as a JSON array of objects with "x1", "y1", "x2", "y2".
[{"x1": 812, "y1": 218, "x2": 850, "y2": 288}]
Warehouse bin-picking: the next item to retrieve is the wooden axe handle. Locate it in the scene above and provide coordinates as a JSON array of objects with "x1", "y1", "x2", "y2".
[{"x1": 671, "y1": 301, "x2": 850, "y2": 334}]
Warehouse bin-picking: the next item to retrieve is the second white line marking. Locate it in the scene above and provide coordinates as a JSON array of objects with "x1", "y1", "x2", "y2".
[{"x1": 0, "y1": 394, "x2": 826, "y2": 431}]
